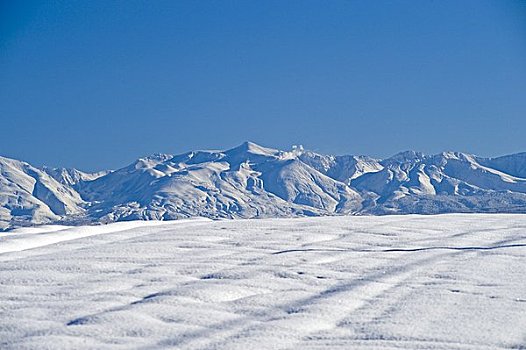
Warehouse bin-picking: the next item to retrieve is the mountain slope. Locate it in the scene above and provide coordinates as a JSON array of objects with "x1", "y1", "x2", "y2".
[
  {"x1": 478, "y1": 152, "x2": 526, "y2": 179},
  {"x1": 299, "y1": 152, "x2": 383, "y2": 184},
  {"x1": 1, "y1": 143, "x2": 526, "y2": 229},
  {"x1": 42, "y1": 167, "x2": 109, "y2": 186},
  {"x1": 353, "y1": 151, "x2": 526, "y2": 214},
  {"x1": 0, "y1": 157, "x2": 86, "y2": 230},
  {"x1": 78, "y1": 142, "x2": 362, "y2": 222}
]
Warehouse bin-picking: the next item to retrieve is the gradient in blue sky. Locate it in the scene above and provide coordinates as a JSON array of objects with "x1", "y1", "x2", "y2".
[{"x1": 1, "y1": 0, "x2": 525, "y2": 171}]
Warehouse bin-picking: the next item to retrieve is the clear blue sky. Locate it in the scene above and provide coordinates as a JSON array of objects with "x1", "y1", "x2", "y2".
[{"x1": 1, "y1": 0, "x2": 525, "y2": 171}]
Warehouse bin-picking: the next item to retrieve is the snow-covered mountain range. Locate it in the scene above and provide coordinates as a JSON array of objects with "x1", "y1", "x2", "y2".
[{"x1": 1, "y1": 142, "x2": 526, "y2": 229}]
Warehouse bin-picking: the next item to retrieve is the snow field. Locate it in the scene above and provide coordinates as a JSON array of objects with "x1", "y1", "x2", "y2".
[{"x1": 0, "y1": 214, "x2": 525, "y2": 349}]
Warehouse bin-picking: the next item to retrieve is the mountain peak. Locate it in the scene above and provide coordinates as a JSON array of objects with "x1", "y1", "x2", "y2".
[
  {"x1": 384, "y1": 150, "x2": 425, "y2": 164},
  {"x1": 225, "y1": 141, "x2": 278, "y2": 157},
  {"x1": 437, "y1": 151, "x2": 473, "y2": 161},
  {"x1": 132, "y1": 153, "x2": 174, "y2": 170}
]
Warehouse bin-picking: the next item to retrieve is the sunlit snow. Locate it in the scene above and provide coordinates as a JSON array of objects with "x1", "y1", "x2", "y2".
[{"x1": 1, "y1": 215, "x2": 525, "y2": 349}]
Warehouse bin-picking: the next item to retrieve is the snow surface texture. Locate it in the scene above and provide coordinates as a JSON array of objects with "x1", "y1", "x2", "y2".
[
  {"x1": 1, "y1": 215, "x2": 525, "y2": 349},
  {"x1": 2, "y1": 142, "x2": 526, "y2": 229}
]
